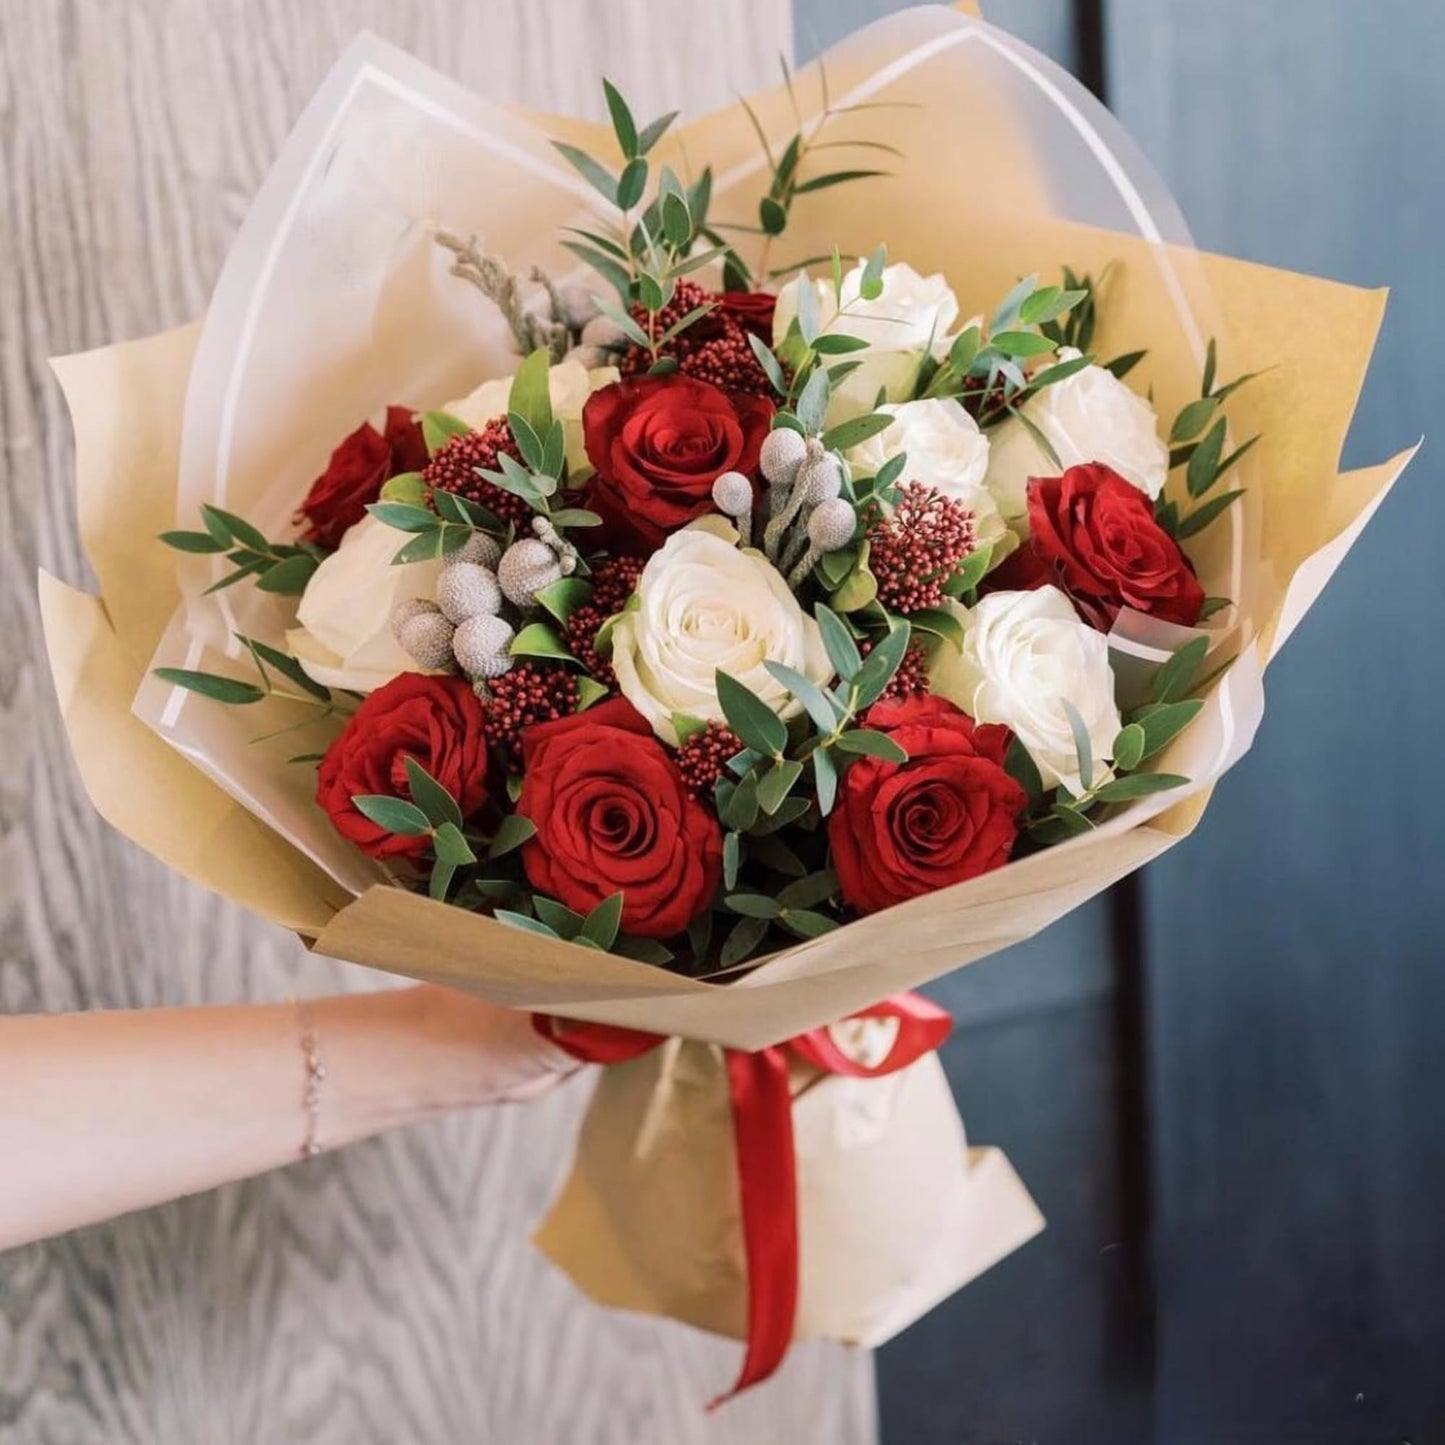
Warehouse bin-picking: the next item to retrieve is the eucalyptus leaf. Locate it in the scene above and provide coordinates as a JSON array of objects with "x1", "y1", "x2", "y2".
[
  {"x1": 351, "y1": 795, "x2": 432, "y2": 836},
  {"x1": 404, "y1": 757, "x2": 464, "y2": 830},
  {"x1": 716, "y1": 670, "x2": 788, "y2": 757},
  {"x1": 833, "y1": 728, "x2": 907, "y2": 762},
  {"x1": 431, "y1": 821, "x2": 476, "y2": 866},
  {"x1": 1061, "y1": 697, "x2": 1095, "y2": 791},
  {"x1": 152, "y1": 667, "x2": 265, "y2": 706},
  {"x1": 815, "y1": 603, "x2": 862, "y2": 681}
]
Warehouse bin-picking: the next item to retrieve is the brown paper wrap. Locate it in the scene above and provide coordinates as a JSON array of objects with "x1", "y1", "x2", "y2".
[{"x1": 38, "y1": 7, "x2": 1411, "y2": 1357}]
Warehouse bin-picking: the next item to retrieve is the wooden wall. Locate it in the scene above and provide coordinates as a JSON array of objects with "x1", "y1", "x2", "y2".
[{"x1": 0, "y1": 4, "x2": 875, "y2": 1442}]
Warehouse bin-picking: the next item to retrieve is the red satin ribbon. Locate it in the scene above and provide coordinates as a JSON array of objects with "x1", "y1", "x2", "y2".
[{"x1": 534, "y1": 993, "x2": 952, "y2": 1407}]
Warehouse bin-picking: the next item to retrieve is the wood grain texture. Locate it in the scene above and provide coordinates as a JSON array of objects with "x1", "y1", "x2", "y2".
[{"x1": 0, "y1": 2, "x2": 876, "y2": 1441}]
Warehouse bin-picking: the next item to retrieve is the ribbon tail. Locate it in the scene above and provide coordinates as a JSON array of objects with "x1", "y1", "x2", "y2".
[{"x1": 709, "y1": 1045, "x2": 799, "y2": 1410}]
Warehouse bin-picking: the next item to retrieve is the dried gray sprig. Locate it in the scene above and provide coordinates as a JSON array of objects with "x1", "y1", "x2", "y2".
[{"x1": 435, "y1": 230, "x2": 570, "y2": 361}]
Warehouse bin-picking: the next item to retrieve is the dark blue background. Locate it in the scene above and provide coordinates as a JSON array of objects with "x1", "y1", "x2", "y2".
[{"x1": 794, "y1": 4, "x2": 1445, "y2": 1441}]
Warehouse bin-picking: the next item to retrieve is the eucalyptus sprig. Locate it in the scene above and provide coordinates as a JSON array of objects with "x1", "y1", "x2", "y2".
[
  {"x1": 160, "y1": 505, "x2": 324, "y2": 596},
  {"x1": 1022, "y1": 636, "x2": 1208, "y2": 844},
  {"x1": 1157, "y1": 338, "x2": 1262, "y2": 540}
]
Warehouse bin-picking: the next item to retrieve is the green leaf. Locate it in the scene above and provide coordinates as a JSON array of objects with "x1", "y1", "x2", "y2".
[
  {"x1": 716, "y1": 670, "x2": 788, "y2": 757},
  {"x1": 1151, "y1": 636, "x2": 1210, "y2": 704},
  {"x1": 860, "y1": 243, "x2": 887, "y2": 301},
  {"x1": 750, "y1": 795, "x2": 812, "y2": 836},
  {"x1": 990, "y1": 274, "x2": 1038, "y2": 333},
  {"x1": 237, "y1": 635, "x2": 330, "y2": 701},
  {"x1": 671, "y1": 712, "x2": 710, "y2": 745},
  {"x1": 636, "y1": 109, "x2": 680, "y2": 155},
  {"x1": 720, "y1": 913, "x2": 769, "y2": 968},
  {"x1": 582, "y1": 891, "x2": 625, "y2": 950},
  {"x1": 160, "y1": 529, "x2": 229, "y2": 554},
  {"x1": 721, "y1": 772, "x2": 761, "y2": 832},
  {"x1": 778, "y1": 870, "x2": 839, "y2": 910},
  {"x1": 907, "y1": 606, "x2": 964, "y2": 647},
  {"x1": 602, "y1": 78, "x2": 638, "y2": 157},
  {"x1": 989, "y1": 330, "x2": 1058, "y2": 359},
  {"x1": 1061, "y1": 697, "x2": 1094, "y2": 790},
  {"x1": 759, "y1": 196, "x2": 788, "y2": 236},
  {"x1": 616, "y1": 156, "x2": 648, "y2": 210},
  {"x1": 595, "y1": 293, "x2": 652, "y2": 348},
  {"x1": 508, "y1": 348, "x2": 555, "y2": 441},
  {"x1": 431, "y1": 820, "x2": 477, "y2": 865},
  {"x1": 1020, "y1": 285, "x2": 1088, "y2": 326},
  {"x1": 153, "y1": 667, "x2": 265, "y2": 706},
  {"x1": 1176, "y1": 489, "x2": 1246, "y2": 539},
  {"x1": 756, "y1": 759, "x2": 804, "y2": 815},
  {"x1": 613, "y1": 935, "x2": 675, "y2": 966},
  {"x1": 1111, "y1": 723, "x2": 1146, "y2": 774},
  {"x1": 575, "y1": 677, "x2": 610, "y2": 711},
  {"x1": 351, "y1": 795, "x2": 432, "y2": 836},
  {"x1": 1026, "y1": 353, "x2": 1094, "y2": 392},
  {"x1": 533, "y1": 576, "x2": 594, "y2": 626},
  {"x1": 389, "y1": 530, "x2": 447, "y2": 565},
  {"x1": 1106, "y1": 349, "x2": 1147, "y2": 380},
  {"x1": 1004, "y1": 735, "x2": 1044, "y2": 803},
  {"x1": 815, "y1": 603, "x2": 862, "y2": 681},
  {"x1": 1202, "y1": 336, "x2": 1218, "y2": 397},
  {"x1": 488, "y1": 813, "x2": 537, "y2": 859},
  {"x1": 495, "y1": 909, "x2": 561, "y2": 940},
  {"x1": 795, "y1": 366, "x2": 830, "y2": 433},
  {"x1": 852, "y1": 621, "x2": 910, "y2": 709},
  {"x1": 822, "y1": 412, "x2": 892, "y2": 451},
  {"x1": 1187, "y1": 416, "x2": 1228, "y2": 498},
  {"x1": 833, "y1": 728, "x2": 907, "y2": 762},
  {"x1": 368, "y1": 501, "x2": 440, "y2": 533},
  {"x1": 726, "y1": 893, "x2": 782, "y2": 919},
  {"x1": 1198, "y1": 596, "x2": 1232, "y2": 621},
  {"x1": 811, "y1": 332, "x2": 871, "y2": 356},
  {"x1": 661, "y1": 189, "x2": 692, "y2": 248},
  {"x1": 429, "y1": 860, "x2": 457, "y2": 902},
  {"x1": 561, "y1": 240, "x2": 632, "y2": 301},
  {"x1": 551, "y1": 140, "x2": 619, "y2": 204},
  {"x1": 1092, "y1": 773, "x2": 1189, "y2": 803},
  {"x1": 781, "y1": 909, "x2": 840, "y2": 939},
  {"x1": 510, "y1": 621, "x2": 576, "y2": 664},
  {"x1": 533, "y1": 896, "x2": 586, "y2": 939},
  {"x1": 1170, "y1": 395, "x2": 1219, "y2": 444},
  {"x1": 763, "y1": 661, "x2": 840, "y2": 735},
  {"x1": 813, "y1": 745, "x2": 838, "y2": 816},
  {"x1": 748, "y1": 335, "x2": 788, "y2": 395},
  {"x1": 380, "y1": 471, "x2": 428, "y2": 506},
  {"x1": 1132, "y1": 698, "x2": 1205, "y2": 760},
  {"x1": 547, "y1": 508, "x2": 604, "y2": 530},
  {"x1": 723, "y1": 830, "x2": 742, "y2": 890},
  {"x1": 200, "y1": 504, "x2": 268, "y2": 553},
  {"x1": 422, "y1": 410, "x2": 470, "y2": 454},
  {"x1": 403, "y1": 757, "x2": 464, "y2": 830},
  {"x1": 1030, "y1": 804, "x2": 1097, "y2": 841},
  {"x1": 793, "y1": 168, "x2": 888, "y2": 194},
  {"x1": 949, "y1": 541, "x2": 994, "y2": 597}
]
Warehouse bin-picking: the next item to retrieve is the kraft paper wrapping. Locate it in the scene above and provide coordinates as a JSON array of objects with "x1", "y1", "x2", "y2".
[
  {"x1": 534, "y1": 1041, "x2": 1042, "y2": 1347},
  {"x1": 36, "y1": 3, "x2": 1412, "y2": 1355}
]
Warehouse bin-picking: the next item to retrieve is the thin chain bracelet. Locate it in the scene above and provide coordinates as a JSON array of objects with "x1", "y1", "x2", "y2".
[{"x1": 292, "y1": 998, "x2": 325, "y2": 1159}]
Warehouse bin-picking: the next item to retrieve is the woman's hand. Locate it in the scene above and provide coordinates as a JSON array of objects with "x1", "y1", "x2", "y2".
[{"x1": 0, "y1": 986, "x2": 582, "y2": 1252}]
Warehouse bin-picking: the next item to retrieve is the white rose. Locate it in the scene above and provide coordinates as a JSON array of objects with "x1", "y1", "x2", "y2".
[
  {"x1": 845, "y1": 398, "x2": 1010, "y2": 557},
  {"x1": 611, "y1": 519, "x2": 833, "y2": 746},
  {"x1": 983, "y1": 348, "x2": 1168, "y2": 521},
  {"x1": 286, "y1": 515, "x2": 442, "y2": 692},
  {"x1": 933, "y1": 586, "x2": 1121, "y2": 794},
  {"x1": 774, "y1": 260, "x2": 959, "y2": 424},
  {"x1": 444, "y1": 359, "x2": 617, "y2": 473}
]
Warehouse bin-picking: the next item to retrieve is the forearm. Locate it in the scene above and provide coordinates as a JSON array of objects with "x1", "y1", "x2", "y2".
[{"x1": 0, "y1": 988, "x2": 564, "y2": 1251}]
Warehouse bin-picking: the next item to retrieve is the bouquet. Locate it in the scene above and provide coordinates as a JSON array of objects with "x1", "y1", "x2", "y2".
[{"x1": 41, "y1": 6, "x2": 1410, "y2": 1401}]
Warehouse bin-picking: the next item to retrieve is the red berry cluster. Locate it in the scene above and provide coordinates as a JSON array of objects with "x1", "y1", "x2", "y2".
[
  {"x1": 482, "y1": 663, "x2": 581, "y2": 765},
  {"x1": 674, "y1": 721, "x2": 745, "y2": 799},
  {"x1": 866, "y1": 483, "x2": 978, "y2": 614},
  {"x1": 422, "y1": 418, "x2": 534, "y2": 530},
  {"x1": 564, "y1": 554, "x2": 645, "y2": 686},
  {"x1": 619, "y1": 280, "x2": 774, "y2": 398},
  {"x1": 862, "y1": 638, "x2": 933, "y2": 703}
]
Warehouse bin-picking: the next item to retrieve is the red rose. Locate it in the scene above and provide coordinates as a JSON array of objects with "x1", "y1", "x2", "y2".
[
  {"x1": 516, "y1": 698, "x2": 723, "y2": 938},
  {"x1": 1024, "y1": 463, "x2": 1205, "y2": 629},
  {"x1": 828, "y1": 696, "x2": 1025, "y2": 916},
  {"x1": 317, "y1": 674, "x2": 489, "y2": 860},
  {"x1": 718, "y1": 290, "x2": 777, "y2": 339},
  {"x1": 297, "y1": 406, "x2": 428, "y2": 550},
  {"x1": 583, "y1": 376, "x2": 772, "y2": 551}
]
